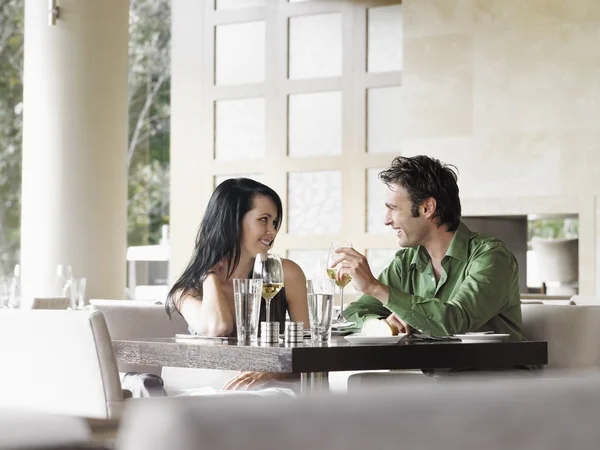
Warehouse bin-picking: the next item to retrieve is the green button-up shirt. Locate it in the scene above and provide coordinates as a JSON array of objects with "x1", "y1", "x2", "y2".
[{"x1": 344, "y1": 222, "x2": 524, "y2": 340}]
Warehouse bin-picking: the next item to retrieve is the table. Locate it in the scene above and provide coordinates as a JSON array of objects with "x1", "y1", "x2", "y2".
[{"x1": 113, "y1": 337, "x2": 548, "y2": 392}]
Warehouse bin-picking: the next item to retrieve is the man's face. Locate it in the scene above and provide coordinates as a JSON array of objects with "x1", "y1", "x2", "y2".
[{"x1": 383, "y1": 184, "x2": 428, "y2": 248}]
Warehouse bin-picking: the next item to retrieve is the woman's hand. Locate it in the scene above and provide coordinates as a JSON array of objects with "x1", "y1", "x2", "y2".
[
  {"x1": 222, "y1": 372, "x2": 294, "y2": 391},
  {"x1": 208, "y1": 260, "x2": 228, "y2": 283}
]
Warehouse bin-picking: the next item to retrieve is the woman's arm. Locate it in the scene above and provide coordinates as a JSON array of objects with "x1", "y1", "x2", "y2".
[
  {"x1": 282, "y1": 259, "x2": 309, "y2": 325},
  {"x1": 178, "y1": 273, "x2": 234, "y2": 337}
]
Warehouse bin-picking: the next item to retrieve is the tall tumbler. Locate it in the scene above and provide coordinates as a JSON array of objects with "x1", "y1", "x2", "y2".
[
  {"x1": 233, "y1": 278, "x2": 263, "y2": 343},
  {"x1": 307, "y1": 278, "x2": 336, "y2": 342}
]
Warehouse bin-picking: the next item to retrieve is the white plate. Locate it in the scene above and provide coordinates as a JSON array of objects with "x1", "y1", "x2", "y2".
[
  {"x1": 344, "y1": 334, "x2": 406, "y2": 345},
  {"x1": 454, "y1": 333, "x2": 510, "y2": 343}
]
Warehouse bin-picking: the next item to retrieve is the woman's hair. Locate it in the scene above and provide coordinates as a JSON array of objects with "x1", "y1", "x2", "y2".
[
  {"x1": 165, "y1": 178, "x2": 283, "y2": 317},
  {"x1": 379, "y1": 155, "x2": 461, "y2": 231}
]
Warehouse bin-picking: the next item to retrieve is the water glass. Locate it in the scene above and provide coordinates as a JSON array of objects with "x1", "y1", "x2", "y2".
[
  {"x1": 233, "y1": 278, "x2": 263, "y2": 343},
  {"x1": 307, "y1": 278, "x2": 336, "y2": 342}
]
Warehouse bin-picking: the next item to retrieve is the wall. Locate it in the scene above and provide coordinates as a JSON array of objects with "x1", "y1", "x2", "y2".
[{"x1": 402, "y1": 0, "x2": 600, "y2": 295}]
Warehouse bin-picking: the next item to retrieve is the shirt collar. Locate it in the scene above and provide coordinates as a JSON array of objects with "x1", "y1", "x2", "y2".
[
  {"x1": 409, "y1": 221, "x2": 470, "y2": 270},
  {"x1": 445, "y1": 221, "x2": 470, "y2": 263}
]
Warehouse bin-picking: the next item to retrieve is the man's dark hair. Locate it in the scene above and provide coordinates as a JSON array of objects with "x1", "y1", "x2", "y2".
[{"x1": 379, "y1": 155, "x2": 461, "y2": 231}]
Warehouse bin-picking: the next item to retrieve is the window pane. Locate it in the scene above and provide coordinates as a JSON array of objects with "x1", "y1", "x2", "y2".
[
  {"x1": 367, "y1": 249, "x2": 398, "y2": 278},
  {"x1": 288, "y1": 171, "x2": 341, "y2": 235},
  {"x1": 367, "y1": 86, "x2": 402, "y2": 153},
  {"x1": 216, "y1": 0, "x2": 265, "y2": 10},
  {"x1": 288, "y1": 91, "x2": 342, "y2": 157},
  {"x1": 215, "y1": 98, "x2": 265, "y2": 161},
  {"x1": 289, "y1": 13, "x2": 342, "y2": 79},
  {"x1": 368, "y1": 4, "x2": 403, "y2": 73},
  {"x1": 287, "y1": 249, "x2": 328, "y2": 278},
  {"x1": 215, "y1": 21, "x2": 265, "y2": 85},
  {"x1": 214, "y1": 174, "x2": 262, "y2": 188},
  {"x1": 367, "y1": 168, "x2": 388, "y2": 234}
]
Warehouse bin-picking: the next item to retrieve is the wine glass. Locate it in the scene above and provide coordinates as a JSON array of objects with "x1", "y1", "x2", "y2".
[
  {"x1": 327, "y1": 241, "x2": 354, "y2": 327},
  {"x1": 253, "y1": 253, "x2": 284, "y2": 322}
]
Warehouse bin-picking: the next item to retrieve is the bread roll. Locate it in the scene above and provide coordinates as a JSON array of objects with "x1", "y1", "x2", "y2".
[{"x1": 362, "y1": 318, "x2": 398, "y2": 337}]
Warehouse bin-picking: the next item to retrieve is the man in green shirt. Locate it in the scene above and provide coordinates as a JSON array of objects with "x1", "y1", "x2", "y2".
[{"x1": 336, "y1": 155, "x2": 524, "y2": 340}]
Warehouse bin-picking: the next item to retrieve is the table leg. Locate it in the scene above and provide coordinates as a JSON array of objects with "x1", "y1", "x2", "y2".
[{"x1": 300, "y1": 372, "x2": 329, "y2": 394}]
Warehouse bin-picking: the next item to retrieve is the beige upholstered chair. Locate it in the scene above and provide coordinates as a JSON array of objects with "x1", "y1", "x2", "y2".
[
  {"x1": 31, "y1": 297, "x2": 70, "y2": 309},
  {"x1": 89, "y1": 299, "x2": 189, "y2": 375},
  {"x1": 570, "y1": 295, "x2": 600, "y2": 305},
  {"x1": 0, "y1": 310, "x2": 124, "y2": 419},
  {"x1": 0, "y1": 409, "x2": 91, "y2": 449},
  {"x1": 522, "y1": 304, "x2": 600, "y2": 370},
  {"x1": 116, "y1": 372, "x2": 600, "y2": 450}
]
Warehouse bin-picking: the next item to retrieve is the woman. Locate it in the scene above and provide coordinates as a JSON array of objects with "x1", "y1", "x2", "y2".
[{"x1": 166, "y1": 178, "x2": 309, "y2": 390}]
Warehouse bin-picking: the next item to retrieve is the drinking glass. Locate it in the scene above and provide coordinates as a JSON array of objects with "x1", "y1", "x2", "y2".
[
  {"x1": 253, "y1": 253, "x2": 284, "y2": 322},
  {"x1": 233, "y1": 278, "x2": 263, "y2": 343},
  {"x1": 326, "y1": 242, "x2": 354, "y2": 327},
  {"x1": 307, "y1": 278, "x2": 335, "y2": 342}
]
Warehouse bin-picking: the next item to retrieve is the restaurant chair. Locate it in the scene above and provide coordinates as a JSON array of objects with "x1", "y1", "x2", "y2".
[
  {"x1": 89, "y1": 299, "x2": 189, "y2": 376},
  {"x1": 0, "y1": 408, "x2": 91, "y2": 449},
  {"x1": 31, "y1": 296, "x2": 70, "y2": 309},
  {"x1": 570, "y1": 295, "x2": 600, "y2": 305},
  {"x1": 522, "y1": 304, "x2": 600, "y2": 370},
  {"x1": 115, "y1": 372, "x2": 600, "y2": 450},
  {"x1": 0, "y1": 310, "x2": 125, "y2": 419}
]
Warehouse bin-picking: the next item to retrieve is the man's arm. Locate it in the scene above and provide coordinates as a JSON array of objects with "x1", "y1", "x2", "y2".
[{"x1": 381, "y1": 244, "x2": 518, "y2": 336}]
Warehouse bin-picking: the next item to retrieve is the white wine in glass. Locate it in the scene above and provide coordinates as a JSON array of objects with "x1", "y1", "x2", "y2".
[
  {"x1": 253, "y1": 253, "x2": 284, "y2": 322},
  {"x1": 326, "y1": 241, "x2": 354, "y2": 327}
]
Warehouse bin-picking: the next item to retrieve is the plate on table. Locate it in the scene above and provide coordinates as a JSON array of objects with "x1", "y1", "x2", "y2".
[
  {"x1": 454, "y1": 333, "x2": 510, "y2": 343},
  {"x1": 344, "y1": 334, "x2": 406, "y2": 345}
]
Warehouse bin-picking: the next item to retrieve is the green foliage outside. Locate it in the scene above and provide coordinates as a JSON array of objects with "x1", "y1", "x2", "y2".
[
  {"x1": 527, "y1": 217, "x2": 579, "y2": 243},
  {"x1": 0, "y1": 0, "x2": 171, "y2": 276}
]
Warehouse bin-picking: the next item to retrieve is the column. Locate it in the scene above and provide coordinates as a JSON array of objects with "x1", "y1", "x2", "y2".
[{"x1": 20, "y1": 0, "x2": 128, "y2": 304}]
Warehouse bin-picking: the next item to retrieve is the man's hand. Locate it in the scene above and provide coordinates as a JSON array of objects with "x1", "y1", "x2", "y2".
[
  {"x1": 386, "y1": 313, "x2": 412, "y2": 335},
  {"x1": 330, "y1": 247, "x2": 383, "y2": 298},
  {"x1": 222, "y1": 372, "x2": 293, "y2": 391}
]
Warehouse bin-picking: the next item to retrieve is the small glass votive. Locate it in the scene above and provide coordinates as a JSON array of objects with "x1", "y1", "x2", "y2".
[{"x1": 260, "y1": 321, "x2": 280, "y2": 344}]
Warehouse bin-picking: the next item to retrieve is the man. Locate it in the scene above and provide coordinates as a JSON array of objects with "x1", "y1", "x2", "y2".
[{"x1": 336, "y1": 155, "x2": 523, "y2": 340}]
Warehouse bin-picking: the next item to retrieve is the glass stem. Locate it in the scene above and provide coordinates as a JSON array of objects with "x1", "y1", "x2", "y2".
[
  {"x1": 265, "y1": 299, "x2": 271, "y2": 322},
  {"x1": 339, "y1": 288, "x2": 345, "y2": 319}
]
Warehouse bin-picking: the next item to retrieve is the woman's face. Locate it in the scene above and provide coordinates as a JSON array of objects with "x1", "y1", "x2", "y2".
[{"x1": 241, "y1": 194, "x2": 279, "y2": 257}]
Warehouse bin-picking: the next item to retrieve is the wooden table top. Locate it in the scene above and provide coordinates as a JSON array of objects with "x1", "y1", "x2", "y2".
[{"x1": 112, "y1": 336, "x2": 547, "y2": 374}]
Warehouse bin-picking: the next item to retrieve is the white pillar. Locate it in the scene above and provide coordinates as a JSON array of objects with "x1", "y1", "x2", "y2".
[{"x1": 20, "y1": 0, "x2": 128, "y2": 304}]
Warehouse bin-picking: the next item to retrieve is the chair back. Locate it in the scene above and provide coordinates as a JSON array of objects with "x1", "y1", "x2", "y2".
[
  {"x1": 522, "y1": 304, "x2": 600, "y2": 369},
  {"x1": 117, "y1": 373, "x2": 600, "y2": 450},
  {"x1": 0, "y1": 310, "x2": 123, "y2": 419},
  {"x1": 570, "y1": 295, "x2": 600, "y2": 305},
  {"x1": 31, "y1": 297, "x2": 70, "y2": 310},
  {"x1": 89, "y1": 299, "x2": 189, "y2": 375}
]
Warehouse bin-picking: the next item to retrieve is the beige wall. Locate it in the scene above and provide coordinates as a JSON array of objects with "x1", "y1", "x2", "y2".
[{"x1": 402, "y1": 0, "x2": 600, "y2": 295}]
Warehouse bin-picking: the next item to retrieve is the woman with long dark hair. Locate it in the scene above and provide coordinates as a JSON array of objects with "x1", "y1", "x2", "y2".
[{"x1": 166, "y1": 178, "x2": 309, "y2": 390}]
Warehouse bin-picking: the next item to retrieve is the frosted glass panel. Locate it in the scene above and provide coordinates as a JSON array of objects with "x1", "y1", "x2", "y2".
[
  {"x1": 368, "y1": 4, "x2": 403, "y2": 73},
  {"x1": 287, "y1": 250, "x2": 329, "y2": 278},
  {"x1": 367, "y1": 249, "x2": 398, "y2": 278},
  {"x1": 215, "y1": 98, "x2": 265, "y2": 161},
  {"x1": 289, "y1": 13, "x2": 342, "y2": 79},
  {"x1": 216, "y1": 0, "x2": 265, "y2": 10},
  {"x1": 214, "y1": 173, "x2": 262, "y2": 188},
  {"x1": 215, "y1": 21, "x2": 265, "y2": 85},
  {"x1": 367, "y1": 87, "x2": 402, "y2": 153},
  {"x1": 288, "y1": 91, "x2": 342, "y2": 157},
  {"x1": 288, "y1": 171, "x2": 341, "y2": 235},
  {"x1": 367, "y1": 168, "x2": 389, "y2": 234}
]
